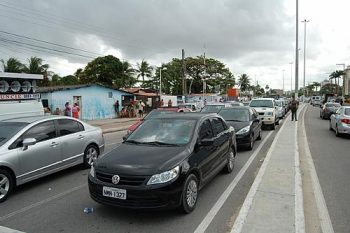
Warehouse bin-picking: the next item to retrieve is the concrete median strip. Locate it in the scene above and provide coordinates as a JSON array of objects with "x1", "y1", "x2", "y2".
[
  {"x1": 231, "y1": 104, "x2": 306, "y2": 233},
  {"x1": 0, "y1": 226, "x2": 25, "y2": 233}
]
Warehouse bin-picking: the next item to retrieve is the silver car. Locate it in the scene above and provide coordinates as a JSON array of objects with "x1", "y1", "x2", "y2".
[
  {"x1": 0, "y1": 116, "x2": 104, "y2": 202},
  {"x1": 329, "y1": 106, "x2": 350, "y2": 137}
]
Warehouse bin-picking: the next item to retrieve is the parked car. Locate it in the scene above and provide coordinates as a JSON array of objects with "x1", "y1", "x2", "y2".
[
  {"x1": 201, "y1": 103, "x2": 234, "y2": 113},
  {"x1": 329, "y1": 106, "x2": 350, "y2": 137},
  {"x1": 249, "y1": 98, "x2": 279, "y2": 130},
  {"x1": 320, "y1": 103, "x2": 341, "y2": 119},
  {"x1": 218, "y1": 107, "x2": 262, "y2": 150},
  {"x1": 88, "y1": 113, "x2": 237, "y2": 213},
  {"x1": 275, "y1": 100, "x2": 285, "y2": 119},
  {"x1": 178, "y1": 103, "x2": 200, "y2": 112},
  {"x1": 311, "y1": 96, "x2": 321, "y2": 106},
  {"x1": 0, "y1": 116, "x2": 104, "y2": 202}
]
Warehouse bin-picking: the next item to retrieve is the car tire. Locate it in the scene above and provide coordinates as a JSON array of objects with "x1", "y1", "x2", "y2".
[
  {"x1": 83, "y1": 144, "x2": 99, "y2": 168},
  {"x1": 335, "y1": 125, "x2": 340, "y2": 137},
  {"x1": 271, "y1": 122, "x2": 276, "y2": 130},
  {"x1": 257, "y1": 129, "x2": 262, "y2": 140},
  {"x1": 223, "y1": 147, "x2": 235, "y2": 173},
  {"x1": 276, "y1": 118, "x2": 279, "y2": 125},
  {"x1": 0, "y1": 169, "x2": 14, "y2": 203},
  {"x1": 181, "y1": 174, "x2": 199, "y2": 214},
  {"x1": 247, "y1": 134, "x2": 254, "y2": 151}
]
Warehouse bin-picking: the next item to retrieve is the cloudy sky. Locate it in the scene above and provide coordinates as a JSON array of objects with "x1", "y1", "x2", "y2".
[{"x1": 0, "y1": 0, "x2": 349, "y2": 91}]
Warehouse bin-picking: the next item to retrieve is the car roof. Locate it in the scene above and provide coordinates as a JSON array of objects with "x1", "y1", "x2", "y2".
[
  {"x1": 219, "y1": 106, "x2": 250, "y2": 110},
  {"x1": 252, "y1": 98, "x2": 274, "y2": 101},
  {"x1": 151, "y1": 112, "x2": 218, "y2": 120},
  {"x1": 0, "y1": 115, "x2": 71, "y2": 124}
]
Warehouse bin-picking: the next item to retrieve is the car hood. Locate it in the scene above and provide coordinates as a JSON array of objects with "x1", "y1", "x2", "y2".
[
  {"x1": 225, "y1": 121, "x2": 250, "y2": 132},
  {"x1": 252, "y1": 107, "x2": 274, "y2": 113},
  {"x1": 95, "y1": 143, "x2": 189, "y2": 175}
]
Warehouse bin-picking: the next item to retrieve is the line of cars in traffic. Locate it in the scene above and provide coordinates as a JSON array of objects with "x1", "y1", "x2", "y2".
[{"x1": 0, "y1": 97, "x2": 291, "y2": 214}]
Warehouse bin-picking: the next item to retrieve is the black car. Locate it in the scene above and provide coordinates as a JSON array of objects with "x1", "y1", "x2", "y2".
[
  {"x1": 320, "y1": 103, "x2": 341, "y2": 119},
  {"x1": 88, "y1": 113, "x2": 237, "y2": 213},
  {"x1": 218, "y1": 107, "x2": 262, "y2": 150}
]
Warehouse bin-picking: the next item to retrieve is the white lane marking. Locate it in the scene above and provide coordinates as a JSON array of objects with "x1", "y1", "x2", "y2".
[
  {"x1": 0, "y1": 226, "x2": 25, "y2": 233},
  {"x1": 230, "y1": 112, "x2": 289, "y2": 233},
  {"x1": 295, "y1": 106, "x2": 305, "y2": 233},
  {"x1": 301, "y1": 106, "x2": 334, "y2": 233},
  {"x1": 0, "y1": 184, "x2": 87, "y2": 222},
  {"x1": 194, "y1": 131, "x2": 273, "y2": 233}
]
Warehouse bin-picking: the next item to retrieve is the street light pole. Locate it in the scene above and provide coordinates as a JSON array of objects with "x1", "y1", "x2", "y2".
[
  {"x1": 159, "y1": 68, "x2": 162, "y2": 98},
  {"x1": 282, "y1": 69, "x2": 285, "y2": 95},
  {"x1": 289, "y1": 62, "x2": 293, "y2": 96},
  {"x1": 302, "y1": 19, "x2": 309, "y2": 98},
  {"x1": 295, "y1": 0, "x2": 299, "y2": 99}
]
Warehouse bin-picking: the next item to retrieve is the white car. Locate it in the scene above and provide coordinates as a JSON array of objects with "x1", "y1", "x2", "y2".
[
  {"x1": 249, "y1": 98, "x2": 279, "y2": 130},
  {"x1": 329, "y1": 106, "x2": 350, "y2": 136},
  {"x1": 275, "y1": 100, "x2": 285, "y2": 119}
]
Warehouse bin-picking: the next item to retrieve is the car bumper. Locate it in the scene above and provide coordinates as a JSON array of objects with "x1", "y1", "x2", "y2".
[
  {"x1": 338, "y1": 123, "x2": 350, "y2": 135},
  {"x1": 88, "y1": 174, "x2": 184, "y2": 210},
  {"x1": 259, "y1": 117, "x2": 275, "y2": 125},
  {"x1": 236, "y1": 133, "x2": 251, "y2": 146}
]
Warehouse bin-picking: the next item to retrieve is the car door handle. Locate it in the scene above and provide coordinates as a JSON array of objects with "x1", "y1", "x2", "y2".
[
  {"x1": 51, "y1": 142, "x2": 59, "y2": 147},
  {"x1": 78, "y1": 135, "x2": 85, "y2": 139}
]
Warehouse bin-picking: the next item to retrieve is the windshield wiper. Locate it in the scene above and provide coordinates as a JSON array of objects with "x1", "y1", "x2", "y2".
[
  {"x1": 143, "y1": 141, "x2": 180, "y2": 146},
  {"x1": 226, "y1": 120, "x2": 246, "y2": 122},
  {"x1": 124, "y1": 139, "x2": 143, "y2": 144}
]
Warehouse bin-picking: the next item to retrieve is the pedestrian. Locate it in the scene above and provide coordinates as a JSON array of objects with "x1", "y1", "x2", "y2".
[
  {"x1": 64, "y1": 102, "x2": 71, "y2": 117},
  {"x1": 53, "y1": 107, "x2": 61, "y2": 115},
  {"x1": 168, "y1": 99, "x2": 172, "y2": 107},
  {"x1": 72, "y1": 103, "x2": 80, "y2": 119},
  {"x1": 114, "y1": 100, "x2": 120, "y2": 117},
  {"x1": 139, "y1": 100, "x2": 145, "y2": 117},
  {"x1": 290, "y1": 96, "x2": 299, "y2": 121},
  {"x1": 160, "y1": 99, "x2": 164, "y2": 107}
]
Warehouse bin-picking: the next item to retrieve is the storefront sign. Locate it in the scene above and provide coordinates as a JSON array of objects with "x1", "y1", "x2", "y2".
[{"x1": 0, "y1": 93, "x2": 41, "y2": 101}]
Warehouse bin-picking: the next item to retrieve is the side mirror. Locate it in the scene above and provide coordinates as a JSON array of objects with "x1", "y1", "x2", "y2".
[
  {"x1": 22, "y1": 138, "x2": 37, "y2": 150},
  {"x1": 199, "y1": 138, "x2": 214, "y2": 146}
]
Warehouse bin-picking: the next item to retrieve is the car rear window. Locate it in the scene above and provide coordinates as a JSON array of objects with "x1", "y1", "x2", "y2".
[{"x1": 0, "y1": 122, "x2": 28, "y2": 147}]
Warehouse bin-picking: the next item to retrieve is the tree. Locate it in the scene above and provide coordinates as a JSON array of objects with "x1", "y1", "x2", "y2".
[
  {"x1": 136, "y1": 60, "x2": 152, "y2": 87},
  {"x1": 121, "y1": 60, "x2": 137, "y2": 88},
  {"x1": 25, "y1": 57, "x2": 49, "y2": 74},
  {"x1": 238, "y1": 74, "x2": 250, "y2": 93},
  {"x1": 329, "y1": 70, "x2": 344, "y2": 94},
  {"x1": 313, "y1": 82, "x2": 321, "y2": 92},
  {"x1": 1, "y1": 57, "x2": 25, "y2": 73}
]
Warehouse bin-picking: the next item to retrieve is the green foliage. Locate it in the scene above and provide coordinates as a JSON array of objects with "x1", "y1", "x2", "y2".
[
  {"x1": 136, "y1": 60, "x2": 152, "y2": 87},
  {"x1": 24, "y1": 57, "x2": 49, "y2": 74},
  {"x1": 238, "y1": 74, "x2": 250, "y2": 93},
  {"x1": 1, "y1": 57, "x2": 25, "y2": 72}
]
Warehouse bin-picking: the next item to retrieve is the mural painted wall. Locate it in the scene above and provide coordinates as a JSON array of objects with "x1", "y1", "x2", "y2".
[{"x1": 43, "y1": 85, "x2": 133, "y2": 120}]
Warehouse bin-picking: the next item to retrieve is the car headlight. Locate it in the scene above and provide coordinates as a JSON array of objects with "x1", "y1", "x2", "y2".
[
  {"x1": 89, "y1": 165, "x2": 95, "y2": 178},
  {"x1": 147, "y1": 166, "x2": 179, "y2": 185},
  {"x1": 265, "y1": 112, "x2": 273, "y2": 116},
  {"x1": 236, "y1": 125, "x2": 250, "y2": 135}
]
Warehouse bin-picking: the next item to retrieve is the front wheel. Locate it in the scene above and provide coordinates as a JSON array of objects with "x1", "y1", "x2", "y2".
[
  {"x1": 271, "y1": 122, "x2": 276, "y2": 130},
  {"x1": 257, "y1": 129, "x2": 262, "y2": 140},
  {"x1": 0, "y1": 169, "x2": 14, "y2": 203},
  {"x1": 181, "y1": 174, "x2": 199, "y2": 214},
  {"x1": 247, "y1": 134, "x2": 254, "y2": 151},
  {"x1": 223, "y1": 147, "x2": 235, "y2": 173},
  {"x1": 83, "y1": 145, "x2": 99, "y2": 168}
]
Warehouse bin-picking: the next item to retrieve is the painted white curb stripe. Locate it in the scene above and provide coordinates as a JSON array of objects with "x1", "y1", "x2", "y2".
[
  {"x1": 0, "y1": 226, "x2": 25, "y2": 233},
  {"x1": 194, "y1": 131, "x2": 274, "y2": 233},
  {"x1": 301, "y1": 106, "x2": 334, "y2": 233}
]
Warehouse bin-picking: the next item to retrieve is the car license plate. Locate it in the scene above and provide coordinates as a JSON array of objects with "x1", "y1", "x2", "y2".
[{"x1": 103, "y1": 186, "x2": 126, "y2": 200}]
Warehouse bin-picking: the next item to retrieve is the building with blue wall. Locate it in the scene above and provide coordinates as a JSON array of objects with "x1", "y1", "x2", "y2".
[{"x1": 39, "y1": 84, "x2": 134, "y2": 120}]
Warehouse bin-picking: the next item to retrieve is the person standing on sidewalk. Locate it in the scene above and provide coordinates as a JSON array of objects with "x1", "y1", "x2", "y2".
[
  {"x1": 290, "y1": 96, "x2": 299, "y2": 121},
  {"x1": 72, "y1": 103, "x2": 80, "y2": 119}
]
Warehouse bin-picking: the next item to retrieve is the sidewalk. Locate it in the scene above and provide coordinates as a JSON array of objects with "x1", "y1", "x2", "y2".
[
  {"x1": 231, "y1": 105, "x2": 305, "y2": 233},
  {"x1": 86, "y1": 117, "x2": 141, "y2": 134}
]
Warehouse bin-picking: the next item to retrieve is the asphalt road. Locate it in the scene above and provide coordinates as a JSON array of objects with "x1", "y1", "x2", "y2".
[
  {"x1": 0, "y1": 124, "x2": 284, "y2": 233},
  {"x1": 304, "y1": 105, "x2": 350, "y2": 233}
]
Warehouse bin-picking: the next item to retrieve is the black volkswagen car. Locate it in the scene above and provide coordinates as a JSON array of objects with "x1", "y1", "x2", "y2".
[
  {"x1": 218, "y1": 107, "x2": 262, "y2": 150},
  {"x1": 88, "y1": 113, "x2": 237, "y2": 213}
]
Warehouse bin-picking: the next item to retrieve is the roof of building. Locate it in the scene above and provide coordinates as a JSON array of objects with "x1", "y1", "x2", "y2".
[
  {"x1": 38, "y1": 84, "x2": 133, "y2": 95},
  {"x1": 123, "y1": 88, "x2": 158, "y2": 97}
]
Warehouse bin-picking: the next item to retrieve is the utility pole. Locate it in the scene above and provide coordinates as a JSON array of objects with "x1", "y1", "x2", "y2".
[
  {"x1": 182, "y1": 49, "x2": 186, "y2": 95},
  {"x1": 289, "y1": 62, "x2": 293, "y2": 96},
  {"x1": 295, "y1": 0, "x2": 299, "y2": 99},
  {"x1": 302, "y1": 19, "x2": 309, "y2": 98},
  {"x1": 282, "y1": 69, "x2": 285, "y2": 95}
]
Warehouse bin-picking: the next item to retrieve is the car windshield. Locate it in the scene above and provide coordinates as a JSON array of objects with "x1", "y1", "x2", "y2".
[
  {"x1": 219, "y1": 109, "x2": 249, "y2": 122},
  {"x1": 0, "y1": 122, "x2": 28, "y2": 147},
  {"x1": 144, "y1": 110, "x2": 174, "y2": 120},
  {"x1": 325, "y1": 103, "x2": 341, "y2": 107},
  {"x1": 126, "y1": 118, "x2": 196, "y2": 146},
  {"x1": 250, "y1": 100, "x2": 273, "y2": 108},
  {"x1": 201, "y1": 105, "x2": 224, "y2": 113},
  {"x1": 345, "y1": 108, "x2": 350, "y2": 115}
]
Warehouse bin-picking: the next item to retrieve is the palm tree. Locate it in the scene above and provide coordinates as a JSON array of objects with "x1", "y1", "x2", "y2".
[
  {"x1": 25, "y1": 57, "x2": 49, "y2": 74},
  {"x1": 238, "y1": 74, "x2": 250, "y2": 93},
  {"x1": 121, "y1": 60, "x2": 136, "y2": 88},
  {"x1": 313, "y1": 82, "x2": 321, "y2": 93},
  {"x1": 1, "y1": 57, "x2": 25, "y2": 73},
  {"x1": 136, "y1": 60, "x2": 152, "y2": 87}
]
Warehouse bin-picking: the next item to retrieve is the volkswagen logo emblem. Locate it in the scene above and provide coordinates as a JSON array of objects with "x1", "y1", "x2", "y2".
[{"x1": 112, "y1": 175, "x2": 120, "y2": 185}]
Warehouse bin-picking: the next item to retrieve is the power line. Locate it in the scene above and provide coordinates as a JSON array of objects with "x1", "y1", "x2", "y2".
[{"x1": 0, "y1": 30, "x2": 102, "y2": 56}]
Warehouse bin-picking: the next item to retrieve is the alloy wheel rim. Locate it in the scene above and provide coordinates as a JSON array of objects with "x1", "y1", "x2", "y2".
[
  {"x1": 87, "y1": 148, "x2": 98, "y2": 165},
  {"x1": 186, "y1": 180, "x2": 198, "y2": 208},
  {"x1": 228, "y1": 151, "x2": 234, "y2": 169},
  {"x1": 0, "y1": 174, "x2": 10, "y2": 199}
]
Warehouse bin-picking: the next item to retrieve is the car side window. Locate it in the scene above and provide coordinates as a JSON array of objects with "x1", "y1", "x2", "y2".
[
  {"x1": 58, "y1": 119, "x2": 83, "y2": 136},
  {"x1": 211, "y1": 118, "x2": 226, "y2": 136},
  {"x1": 11, "y1": 120, "x2": 57, "y2": 149},
  {"x1": 199, "y1": 120, "x2": 214, "y2": 140}
]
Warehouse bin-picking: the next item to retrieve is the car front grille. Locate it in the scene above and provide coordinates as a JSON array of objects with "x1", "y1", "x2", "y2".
[
  {"x1": 258, "y1": 112, "x2": 265, "y2": 116},
  {"x1": 96, "y1": 171, "x2": 147, "y2": 186}
]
